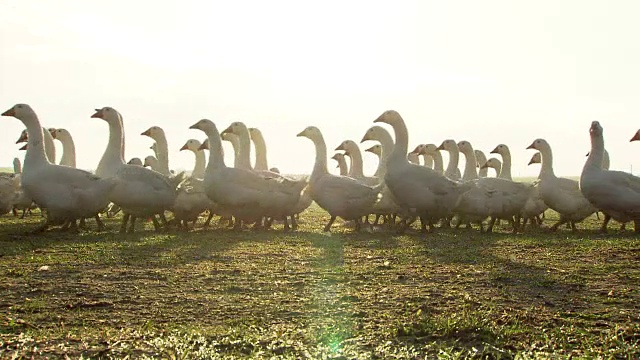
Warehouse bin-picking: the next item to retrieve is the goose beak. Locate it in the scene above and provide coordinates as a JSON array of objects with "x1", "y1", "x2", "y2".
[
  {"x1": 436, "y1": 144, "x2": 445, "y2": 151},
  {"x1": 631, "y1": 131, "x2": 640, "y2": 142},
  {"x1": 360, "y1": 134, "x2": 370, "y2": 143},
  {"x1": 180, "y1": 144, "x2": 189, "y2": 151},
  {"x1": 296, "y1": 130, "x2": 305, "y2": 137},
  {"x1": 480, "y1": 163, "x2": 488, "y2": 169},
  {"x1": 189, "y1": 123, "x2": 200, "y2": 130},
  {"x1": 19, "y1": 144, "x2": 27, "y2": 150},
  {"x1": 141, "y1": 129, "x2": 151, "y2": 136},
  {"x1": 365, "y1": 146, "x2": 376, "y2": 153},
  {"x1": 90, "y1": 109, "x2": 103, "y2": 119},
  {"x1": 1, "y1": 107, "x2": 16, "y2": 117},
  {"x1": 526, "y1": 142, "x2": 536, "y2": 150},
  {"x1": 221, "y1": 125, "x2": 232, "y2": 135},
  {"x1": 410, "y1": 145, "x2": 421, "y2": 154},
  {"x1": 335, "y1": 144, "x2": 345, "y2": 151},
  {"x1": 490, "y1": 146, "x2": 499, "y2": 154}
]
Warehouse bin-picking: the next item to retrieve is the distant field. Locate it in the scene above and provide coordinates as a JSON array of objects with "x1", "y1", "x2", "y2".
[
  {"x1": 0, "y1": 167, "x2": 12, "y2": 173},
  {"x1": 0, "y1": 204, "x2": 638, "y2": 358}
]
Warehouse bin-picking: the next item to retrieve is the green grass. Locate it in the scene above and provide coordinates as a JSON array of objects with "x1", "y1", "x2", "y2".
[{"x1": 0, "y1": 206, "x2": 639, "y2": 358}]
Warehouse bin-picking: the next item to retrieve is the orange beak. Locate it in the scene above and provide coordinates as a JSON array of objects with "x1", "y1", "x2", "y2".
[
  {"x1": 180, "y1": 144, "x2": 189, "y2": 151},
  {"x1": 2, "y1": 107, "x2": 16, "y2": 117},
  {"x1": 631, "y1": 131, "x2": 640, "y2": 142},
  {"x1": 410, "y1": 145, "x2": 421, "y2": 154},
  {"x1": 90, "y1": 109, "x2": 103, "y2": 119}
]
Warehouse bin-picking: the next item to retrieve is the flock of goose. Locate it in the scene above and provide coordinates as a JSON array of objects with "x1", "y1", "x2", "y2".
[{"x1": 1, "y1": 104, "x2": 640, "y2": 235}]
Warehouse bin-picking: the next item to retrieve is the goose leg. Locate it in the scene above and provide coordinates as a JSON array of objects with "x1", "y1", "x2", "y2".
[
  {"x1": 68, "y1": 219, "x2": 79, "y2": 233},
  {"x1": 21, "y1": 209, "x2": 27, "y2": 219},
  {"x1": 634, "y1": 220, "x2": 640, "y2": 233},
  {"x1": 95, "y1": 215, "x2": 105, "y2": 231},
  {"x1": 570, "y1": 221, "x2": 577, "y2": 231},
  {"x1": 600, "y1": 213, "x2": 612, "y2": 233},
  {"x1": 550, "y1": 218, "x2": 567, "y2": 232},
  {"x1": 159, "y1": 212, "x2": 168, "y2": 226},
  {"x1": 78, "y1": 217, "x2": 87, "y2": 229},
  {"x1": 486, "y1": 217, "x2": 498, "y2": 233},
  {"x1": 120, "y1": 214, "x2": 130, "y2": 233},
  {"x1": 151, "y1": 215, "x2": 162, "y2": 231},
  {"x1": 233, "y1": 219, "x2": 243, "y2": 230},
  {"x1": 323, "y1": 216, "x2": 337, "y2": 232},
  {"x1": 203, "y1": 211, "x2": 214, "y2": 228},
  {"x1": 291, "y1": 215, "x2": 298, "y2": 231},
  {"x1": 127, "y1": 216, "x2": 137, "y2": 233},
  {"x1": 282, "y1": 217, "x2": 290, "y2": 232}
]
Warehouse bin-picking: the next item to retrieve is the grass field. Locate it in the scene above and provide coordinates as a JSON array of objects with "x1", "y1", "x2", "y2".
[{"x1": 0, "y1": 205, "x2": 639, "y2": 359}]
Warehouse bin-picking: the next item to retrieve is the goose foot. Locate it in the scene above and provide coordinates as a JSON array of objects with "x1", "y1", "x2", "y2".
[{"x1": 323, "y1": 216, "x2": 337, "y2": 233}]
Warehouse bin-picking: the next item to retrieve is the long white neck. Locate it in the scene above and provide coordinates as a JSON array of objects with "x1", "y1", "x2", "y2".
[
  {"x1": 602, "y1": 150, "x2": 610, "y2": 170},
  {"x1": 499, "y1": 149, "x2": 512, "y2": 180},
  {"x1": 57, "y1": 134, "x2": 76, "y2": 167},
  {"x1": 422, "y1": 154, "x2": 434, "y2": 169},
  {"x1": 22, "y1": 116, "x2": 49, "y2": 173},
  {"x1": 538, "y1": 143, "x2": 556, "y2": 179},
  {"x1": 235, "y1": 127, "x2": 253, "y2": 170},
  {"x1": 42, "y1": 128, "x2": 56, "y2": 163},
  {"x1": 310, "y1": 134, "x2": 329, "y2": 181},
  {"x1": 251, "y1": 130, "x2": 269, "y2": 171},
  {"x1": 205, "y1": 126, "x2": 226, "y2": 173},
  {"x1": 191, "y1": 149, "x2": 206, "y2": 179},
  {"x1": 460, "y1": 147, "x2": 478, "y2": 180},
  {"x1": 584, "y1": 131, "x2": 605, "y2": 174},
  {"x1": 346, "y1": 145, "x2": 365, "y2": 177},
  {"x1": 490, "y1": 162, "x2": 502, "y2": 177},
  {"x1": 335, "y1": 156, "x2": 348, "y2": 176},
  {"x1": 154, "y1": 135, "x2": 170, "y2": 176},
  {"x1": 97, "y1": 115, "x2": 125, "y2": 177},
  {"x1": 387, "y1": 121, "x2": 409, "y2": 168},
  {"x1": 445, "y1": 147, "x2": 460, "y2": 177},
  {"x1": 429, "y1": 151, "x2": 444, "y2": 173}
]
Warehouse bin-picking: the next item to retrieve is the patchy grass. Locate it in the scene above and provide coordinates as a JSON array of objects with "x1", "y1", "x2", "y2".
[{"x1": 0, "y1": 205, "x2": 639, "y2": 358}]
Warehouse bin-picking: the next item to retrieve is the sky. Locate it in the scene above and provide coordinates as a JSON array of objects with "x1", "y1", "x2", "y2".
[{"x1": 1, "y1": 0, "x2": 640, "y2": 177}]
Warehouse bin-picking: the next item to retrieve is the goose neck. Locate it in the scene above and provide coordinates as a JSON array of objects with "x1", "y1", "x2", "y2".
[
  {"x1": 23, "y1": 118, "x2": 49, "y2": 171},
  {"x1": 310, "y1": 134, "x2": 329, "y2": 180},
  {"x1": 499, "y1": 150, "x2": 512, "y2": 179},
  {"x1": 193, "y1": 150, "x2": 206, "y2": 178},
  {"x1": 252, "y1": 133, "x2": 269, "y2": 171},
  {"x1": 59, "y1": 135, "x2": 76, "y2": 167}
]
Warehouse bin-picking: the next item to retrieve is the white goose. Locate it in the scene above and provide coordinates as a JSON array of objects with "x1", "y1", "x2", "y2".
[
  {"x1": 93, "y1": 107, "x2": 180, "y2": 233},
  {"x1": 180, "y1": 139, "x2": 206, "y2": 179},
  {"x1": 520, "y1": 152, "x2": 548, "y2": 228},
  {"x1": 374, "y1": 110, "x2": 463, "y2": 232},
  {"x1": 48, "y1": 128, "x2": 76, "y2": 167},
  {"x1": 221, "y1": 122, "x2": 281, "y2": 178},
  {"x1": 141, "y1": 126, "x2": 171, "y2": 176},
  {"x1": 480, "y1": 158, "x2": 502, "y2": 177},
  {"x1": 127, "y1": 157, "x2": 143, "y2": 166},
  {"x1": 527, "y1": 138, "x2": 596, "y2": 231},
  {"x1": 2, "y1": 104, "x2": 116, "y2": 231},
  {"x1": 489, "y1": 144, "x2": 513, "y2": 180},
  {"x1": 143, "y1": 156, "x2": 161, "y2": 172},
  {"x1": 581, "y1": 122, "x2": 640, "y2": 232},
  {"x1": 413, "y1": 144, "x2": 444, "y2": 175},
  {"x1": 331, "y1": 153, "x2": 349, "y2": 176},
  {"x1": 297, "y1": 126, "x2": 382, "y2": 233},
  {"x1": 248, "y1": 127, "x2": 271, "y2": 171}
]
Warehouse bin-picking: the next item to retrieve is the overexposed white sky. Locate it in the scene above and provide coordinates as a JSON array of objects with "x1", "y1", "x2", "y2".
[{"x1": 1, "y1": 0, "x2": 640, "y2": 177}]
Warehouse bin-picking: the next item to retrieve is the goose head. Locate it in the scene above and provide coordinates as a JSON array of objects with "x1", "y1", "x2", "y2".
[
  {"x1": 16, "y1": 129, "x2": 28, "y2": 144},
  {"x1": 180, "y1": 139, "x2": 202, "y2": 152},
  {"x1": 91, "y1": 107, "x2": 121, "y2": 124},
  {"x1": 296, "y1": 126, "x2": 322, "y2": 142},
  {"x1": 360, "y1": 125, "x2": 388, "y2": 143},
  {"x1": 269, "y1": 167, "x2": 280, "y2": 174},
  {"x1": 143, "y1": 155, "x2": 158, "y2": 168},
  {"x1": 407, "y1": 152, "x2": 420, "y2": 164},
  {"x1": 457, "y1": 140, "x2": 474, "y2": 155},
  {"x1": 2, "y1": 104, "x2": 37, "y2": 126},
  {"x1": 335, "y1": 140, "x2": 359, "y2": 156},
  {"x1": 48, "y1": 128, "x2": 57, "y2": 138},
  {"x1": 490, "y1": 144, "x2": 509, "y2": 155},
  {"x1": 526, "y1": 138, "x2": 547, "y2": 151},
  {"x1": 410, "y1": 144, "x2": 425, "y2": 155},
  {"x1": 52, "y1": 128, "x2": 72, "y2": 141},
  {"x1": 141, "y1": 126, "x2": 165, "y2": 141},
  {"x1": 373, "y1": 110, "x2": 402, "y2": 126},
  {"x1": 474, "y1": 150, "x2": 487, "y2": 168},
  {"x1": 421, "y1": 144, "x2": 440, "y2": 157},
  {"x1": 631, "y1": 129, "x2": 640, "y2": 142},
  {"x1": 437, "y1": 139, "x2": 457, "y2": 152},
  {"x1": 198, "y1": 138, "x2": 210, "y2": 151},
  {"x1": 221, "y1": 121, "x2": 248, "y2": 136},
  {"x1": 590, "y1": 121, "x2": 603, "y2": 137},
  {"x1": 248, "y1": 127, "x2": 263, "y2": 140},
  {"x1": 481, "y1": 158, "x2": 501, "y2": 170},
  {"x1": 189, "y1": 119, "x2": 217, "y2": 135},
  {"x1": 528, "y1": 152, "x2": 542, "y2": 165},
  {"x1": 365, "y1": 144, "x2": 382, "y2": 156},
  {"x1": 127, "y1": 157, "x2": 143, "y2": 166}
]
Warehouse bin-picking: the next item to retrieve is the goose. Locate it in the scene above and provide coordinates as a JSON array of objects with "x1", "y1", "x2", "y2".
[
  {"x1": 364, "y1": 145, "x2": 384, "y2": 176},
  {"x1": 248, "y1": 127, "x2": 270, "y2": 171},
  {"x1": 180, "y1": 139, "x2": 206, "y2": 179},
  {"x1": 520, "y1": 152, "x2": 548, "y2": 228},
  {"x1": 141, "y1": 126, "x2": 171, "y2": 176},
  {"x1": 127, "y1": 158, "x2": 143, "y2": 166},
  {"x1": 407, "y1": 152, "x2": 420, "y2": 165},
  {"x1": 16, "y1": 128, "x2": 56, "y2": 164},
  {"x1": 331, "y1": 153, "x2": 349, "y2": 176},
  {"x1": 220, "y1": 132, "x2": 245, "y2": 169},
  {"x1": 489, "y1": 144, "x2": 513, "y2": 180},
  {"x1": 581, "y1": 122, "x2": 640, "y2": 232},
  {"x1": 13, "y1": 157, "x2": 21, "y2": 174},
  {"x1": 527, "y1": 138, "x2": 596, "y2": 231},
  {"x1": 475, "y1": 150, "x2": 488, "y2": 177},
  {"x1": 192, "y1": 119, "x2": 306, "y2": 231},
  {"x1": 437, "y1": 139, "x2": 462, "y2": 181},
  {"x1": 335, "y1": 140, "x2": 379, "y2": 186},
  {"x1": 270, "y1": 167, "x2": 280, "y2": 173},
  {"x1": 364, "y1": 143, "x2": 402, "y2": 225},
  {"x1": 583, "y1": 149, "x2": 621, "y2": 230},
  {"x1": 297, "y1": 126, "x2": 382, "y2": 233},
  {"x1": 10, "y1": 157, "x2": 35, "y2": 218},
  {"x1": 374, "y1": 110, "x2": 464, "y2": 233},
  {"x1": 48, "y1": 128, "x2": 76, "y2": 167},
  {"x1": 2, "y1": 104, "x2": 117, "y2": 232},
  {"x1": 455, "y1": 140, "x2": 532, "y2": 232},
  {"x1": 93, "y1": 107, "x2": 182, "y2": 233},
  {"x1": 480, "y1": 158, "x2": 502, "y2": 177}
]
